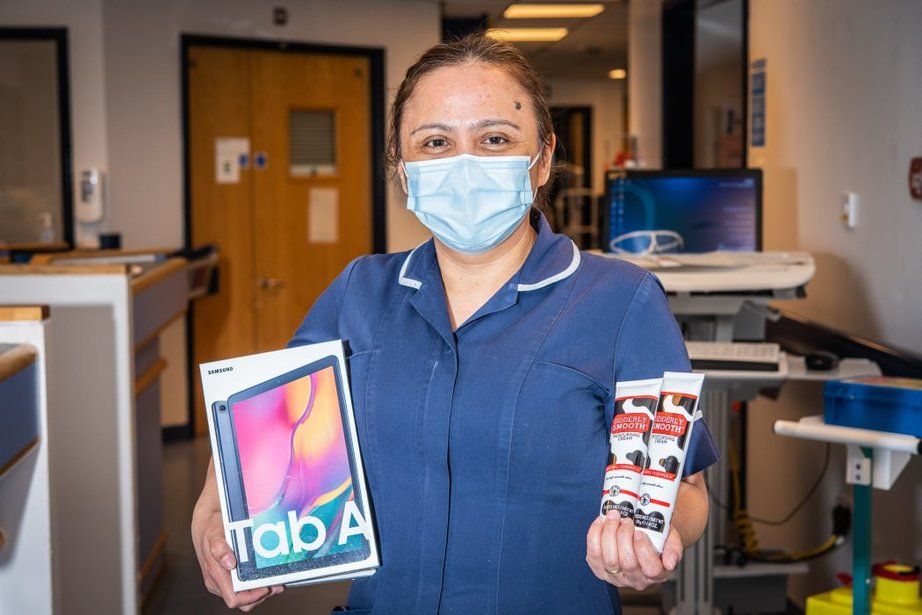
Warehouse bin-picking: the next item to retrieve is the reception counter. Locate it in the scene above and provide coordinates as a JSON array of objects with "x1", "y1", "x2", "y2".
[
  {"x1": 0, "y1": 254, "x2": 187, "y2": 614},
  {"x1": 0, "y1": 306, "x2": 52, "y2": 614}
]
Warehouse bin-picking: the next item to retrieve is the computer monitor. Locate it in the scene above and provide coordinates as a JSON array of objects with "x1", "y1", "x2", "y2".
[{"x1": 602, "y1": 169, "x2": 762, "y2": 253}]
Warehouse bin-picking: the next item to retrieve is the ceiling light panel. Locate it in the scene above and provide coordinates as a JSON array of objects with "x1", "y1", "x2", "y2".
[
  {"x1": 503, "y1": 4, "x2": 606, "y2": 19},
  {"x1": 486, "y1": 28, "x2": 569, "y2": 42}
]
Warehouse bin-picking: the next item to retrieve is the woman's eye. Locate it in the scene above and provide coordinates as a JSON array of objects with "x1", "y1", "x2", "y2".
[
  {"x1": 424, "y1": 138, "x2": 448, "y2": 149},
  {"x1": 485, "y1": 135, "x2": 508, "y2": 145}
]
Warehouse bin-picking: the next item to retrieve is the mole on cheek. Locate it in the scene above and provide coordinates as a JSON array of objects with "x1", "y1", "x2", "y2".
[{"x1": 514, "y1": 100, "x2": 522, "y2": 110}]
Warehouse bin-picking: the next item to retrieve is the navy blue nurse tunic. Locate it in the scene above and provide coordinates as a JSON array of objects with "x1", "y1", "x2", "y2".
[{"x1": 287, "y1": 210, "x2": 720, "y2": 614}]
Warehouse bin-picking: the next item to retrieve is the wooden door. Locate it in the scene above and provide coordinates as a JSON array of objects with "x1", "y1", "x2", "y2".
[
  {"x1": 250, "y1": 50, "x2": 371, "y2": 350},
  {"x1": 187, "y1": 45, "x2": 373, "y2": 435},
  {"x1": 188, "y1": 46, "x2": 256, "y2": 439}
]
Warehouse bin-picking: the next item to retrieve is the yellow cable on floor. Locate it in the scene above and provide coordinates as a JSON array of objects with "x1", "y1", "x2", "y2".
[{"x1": 726, "y1": 430, "x2": 842, "y2": 563}]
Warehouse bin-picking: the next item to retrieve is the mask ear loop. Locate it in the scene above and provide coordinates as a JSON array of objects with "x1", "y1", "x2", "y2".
[
  {"x1": 398, "y1": 161, "x2": 412, "y2": 201},
  {"x1": 528, "y1": 152, "x2": 541, "y2": 170},
  {"x1": 527, "y1": 151, "x2": 542, "y2": 201}
]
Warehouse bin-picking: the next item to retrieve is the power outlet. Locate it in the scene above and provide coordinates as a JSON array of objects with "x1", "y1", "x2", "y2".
[{"x1": 841, "y1": 192, "x2": 859, "y2": 229}]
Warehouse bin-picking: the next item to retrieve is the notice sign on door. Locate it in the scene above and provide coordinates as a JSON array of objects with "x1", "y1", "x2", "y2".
[
  {"x1": 215, "y1": 137, "x2": 250, "y2": 184},
  {"x1": 309, "y1": 187, "x2": 339, "y2": 244}
]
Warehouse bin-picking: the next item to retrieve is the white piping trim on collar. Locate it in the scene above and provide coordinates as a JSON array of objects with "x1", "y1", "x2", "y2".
[
  {"x1": 398, "y1": 239, "x2": 581, "y2": 293},
  {"x1": 397, "y1": 242, "x2": 426, "y2": 289},
  {"x1": 516, "y1": 239, "x2": 581, "y2": 292}
]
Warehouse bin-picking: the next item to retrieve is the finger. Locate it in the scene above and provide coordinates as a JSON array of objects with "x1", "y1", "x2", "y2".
[
  {"x1": 633, "y1": 531, "x2": 665, "y2": 579},
  {"x1": 586, "y1": 515, "x2": 605, "y2": 561},
  {"x1": 662, "y1": 529, "x2": 684, "y2": 571},
  {"x1": 202, "y1": 570, "x2": 220, "y2": 596},
  {"x1": 243, "y1": 586, "x2": 284, "y2": 611},
  {"x1": 211, "y1": 564, "x2": 270, "y2": 609},
  {"x1": 600, "y1": 512, "x2": 622, "y2": 571},
  {"x1": 208, "y1": 535, "x2": 237, "y2": 571},
  {"x1": 587, "y1": 558, "x2": 610, "y2": 583},
  {"x1": 211, "y1": 566, "x2": 238, "y2": 609},
  {"x1": 585, "y1": 537, "x2": 612, "y2": 583},
  {"x1": 616, "y1": 517, "x2": 640, "y2": 576},
  {"x1": 240, "y1": 593, "x2": 269, "y2": 613},
  {"x1": 229, "y1": 587, "x2": 271, "y2": 610},
  {"x1": 584, "y1": 520, "x2": 611, "y2": 583}
]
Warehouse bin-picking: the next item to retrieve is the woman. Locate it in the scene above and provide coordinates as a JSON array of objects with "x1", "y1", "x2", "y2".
[{"x1": 192, "y1": 34, "x2": 719, "y2": 614}]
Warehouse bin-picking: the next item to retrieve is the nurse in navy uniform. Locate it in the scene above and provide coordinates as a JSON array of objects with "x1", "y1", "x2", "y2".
[{"x1": 192, "y1": 34, "x2": 719, "y2": 614}]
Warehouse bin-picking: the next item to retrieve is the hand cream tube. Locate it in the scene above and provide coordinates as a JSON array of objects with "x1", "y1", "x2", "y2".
[
  {"x1": 600, "y1": 378, "x2": 662, "y2": 519},
  {"x1": 634, "y1": 371, "x2": 705, "y2": 553}
]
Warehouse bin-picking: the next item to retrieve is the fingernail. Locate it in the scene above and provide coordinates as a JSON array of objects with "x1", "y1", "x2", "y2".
[
  {"x1": 665, "y1": 552, "x2": 677, "y2": 569},
  {"x1": 605, "y1": 510, "x2": 617, "y2": 520},
  {"x1": 221, "y1": 554, "x2": 235, "y2": 569},
  {"x1": 622, "y1": 517, "x2": 634, "y2": 526},
  {"x1": 634, "y1": 530, "x2": 644, "y2": 540}
]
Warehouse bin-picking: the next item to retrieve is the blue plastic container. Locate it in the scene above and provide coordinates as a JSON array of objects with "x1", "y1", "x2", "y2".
[{"x1": 824, "y1": 377, "x2": 922, "y2": 438}]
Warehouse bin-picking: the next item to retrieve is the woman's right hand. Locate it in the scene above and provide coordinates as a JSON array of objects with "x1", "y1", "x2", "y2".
[{"x1": 191, "y1": 456, "x2": 285, "y2": 611}]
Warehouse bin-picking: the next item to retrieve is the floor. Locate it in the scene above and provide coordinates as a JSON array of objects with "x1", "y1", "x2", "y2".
[
  {"x1": 143, "y1": 436, "x2": 350, "y2": 615},
  {"x1": 143, "y1": 436, "x2": 661, "y2": 615}
]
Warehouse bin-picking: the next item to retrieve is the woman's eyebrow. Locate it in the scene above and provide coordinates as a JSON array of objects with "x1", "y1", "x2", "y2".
[
  {"x1": 410, "y1": 123, "x2": 453, "y2": 136},
  {"x1": 474, "y1": 118, "x2": 521, "y2": 131},
  {"x1": 410, "y1": 119, "x2": 522, "y2": 136}
]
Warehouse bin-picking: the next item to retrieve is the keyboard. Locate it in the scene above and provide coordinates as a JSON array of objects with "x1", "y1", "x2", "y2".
[{"x1": 686, "y1": 341, "x2": 782, "y2": 372}]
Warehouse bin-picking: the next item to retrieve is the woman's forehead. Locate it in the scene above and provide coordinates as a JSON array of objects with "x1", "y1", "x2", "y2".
[{"x1": 403, "y1": 63, "x2": 533, "y2": 131}]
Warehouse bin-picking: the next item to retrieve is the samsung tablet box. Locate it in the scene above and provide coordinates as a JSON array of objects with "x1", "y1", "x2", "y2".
[{"x1": 200, "y1": 341, "x2": 379, "y2": 591}]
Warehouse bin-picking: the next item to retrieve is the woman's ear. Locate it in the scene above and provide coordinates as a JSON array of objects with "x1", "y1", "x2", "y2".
[{"x1": 535, "y1": 133, "x2": 557, "y2": 189}]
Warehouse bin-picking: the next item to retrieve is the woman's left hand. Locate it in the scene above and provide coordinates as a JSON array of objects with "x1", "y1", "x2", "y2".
[{"x1": 586, "y1": 512, "x2": 682, "y2": 590}]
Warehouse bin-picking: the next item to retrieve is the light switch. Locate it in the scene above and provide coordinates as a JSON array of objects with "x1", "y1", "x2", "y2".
[{"x1": 841, "y1": 192, "x2": 858, "y2": 229}]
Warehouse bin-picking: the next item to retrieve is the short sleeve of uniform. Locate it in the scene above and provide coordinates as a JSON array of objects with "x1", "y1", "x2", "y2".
[
  {"x1": 613, "y1": 272, "x2": 720, "y2": 476},
  {"x1": 286, "y1": 258, "x2": 359, "y2": 349}
]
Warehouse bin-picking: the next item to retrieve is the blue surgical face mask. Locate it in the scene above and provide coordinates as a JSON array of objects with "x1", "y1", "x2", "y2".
[{"x1": 402, "y1": 153, "x2": 540, "y2": 254}]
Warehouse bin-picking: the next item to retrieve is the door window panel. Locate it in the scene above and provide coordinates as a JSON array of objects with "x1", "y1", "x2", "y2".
[
  {"x1": 289, "y1": 109, "x2": 337, "y2": 177},
  {"x1": 0, "y1": 36, "x2": 68, "y2": 244}
]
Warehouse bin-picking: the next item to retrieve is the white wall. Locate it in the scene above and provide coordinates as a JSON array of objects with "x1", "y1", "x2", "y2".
[
  {"x1": 545, "y1": 77, "x2": 625, "y2": 193},
  {"x1": 2, "y1": 0, "x2": 439, "y2": 429},
  {"x1": 2, "y1": 0, "x2": 110, "y2": 246},
  {"x1": 2, "y1": 0, "x2": 438, "y2": 253},
  {"x1": 749, "y1": 0, "x2": 922, "y2": 353},
  {"x1": 99, "y1": 0, "x2": 436, "y2": 253},
  {"x1": 627, "y1": 0, "x2": 662, "y2": 168},
  {"x1": 747, "y1": 0, "x2": 922, "y2": 606}
]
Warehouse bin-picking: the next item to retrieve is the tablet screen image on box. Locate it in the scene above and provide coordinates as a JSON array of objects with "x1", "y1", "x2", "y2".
[{"x1": 202, "y1": 341, "x2": 378, "y2": 591}]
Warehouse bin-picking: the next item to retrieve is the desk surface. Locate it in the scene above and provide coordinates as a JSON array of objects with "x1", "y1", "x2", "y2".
[
  {"x1": 699, "y1": 356, "x2": 882, "y2": 404},
  {"x1": 702, "y1": 355, "x2": 880, "y2": 381},
  {"x1": 0, "y1": 256, "x2": 186, "y2": 293},
  {"x1": 591, "y1": 250, "x2": 815, "y2": 294},
  {"x1": 786, "y1": 356, "x2": 881, "y2": 381},
  {"x1": 0, "y1": 306, "x2": 49, "y2": 321}
]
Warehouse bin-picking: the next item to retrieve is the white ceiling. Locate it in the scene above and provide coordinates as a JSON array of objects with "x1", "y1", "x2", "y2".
[{"x1": 441, "y1": 0, "x2": 629, "y2": 80}]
